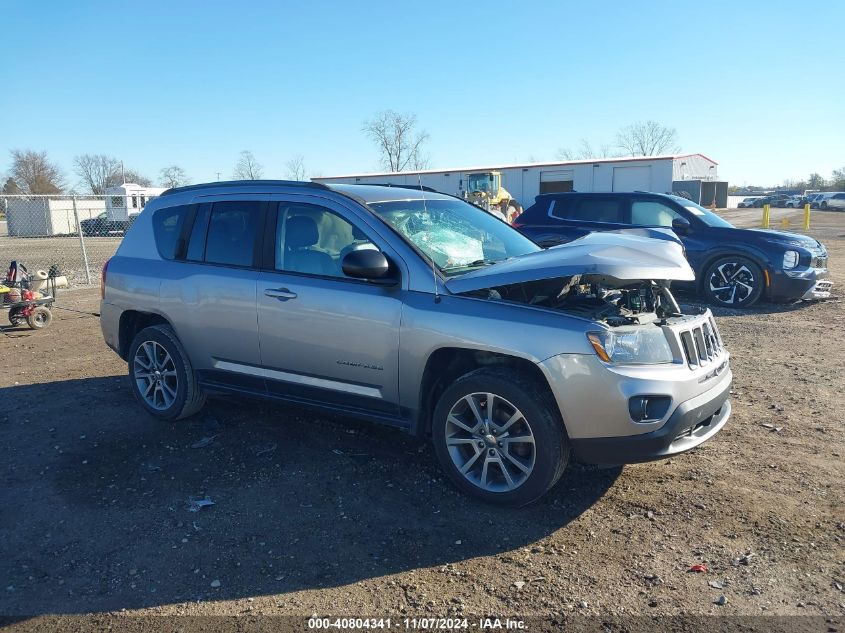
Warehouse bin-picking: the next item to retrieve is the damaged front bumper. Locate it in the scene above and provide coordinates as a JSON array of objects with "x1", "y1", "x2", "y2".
[
  {"x1": 570, "y1": 376, "x2": 731, "y2": 465},
  {"x1": 770, "y1": 265, "x2": 833, "y2": 302},
  {"x1": 538, "y1": 310, "x2": 732, "y2": 465}
]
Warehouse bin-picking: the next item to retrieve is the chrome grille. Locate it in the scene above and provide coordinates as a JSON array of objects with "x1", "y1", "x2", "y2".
[{"x1": 673, "y1": 313, "x2": 725, "y2": 369}]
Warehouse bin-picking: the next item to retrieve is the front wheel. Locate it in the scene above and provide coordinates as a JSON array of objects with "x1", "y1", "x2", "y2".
[
  {"x1": 703, "y1": 256, "x2": 764, "y2": 308},
  {"x1": 431, "y1": 368, "x2": 569, "y2": 506},
  {"x1": 128, "y1": 324, "x2": 206, "y2": 421},
  {"x1": 26, "y1": 307, "x2": 52, "y2": 329}
]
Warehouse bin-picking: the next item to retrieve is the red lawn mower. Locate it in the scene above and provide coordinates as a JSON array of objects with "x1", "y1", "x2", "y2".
[{"x1": 1, "y1": 261, "x2": 57, "y2": 330}]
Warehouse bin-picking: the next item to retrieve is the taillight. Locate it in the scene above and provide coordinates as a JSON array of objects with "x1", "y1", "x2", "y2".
[{"x1": 101, "y1": 258, "x2": 110, "y2": 300}]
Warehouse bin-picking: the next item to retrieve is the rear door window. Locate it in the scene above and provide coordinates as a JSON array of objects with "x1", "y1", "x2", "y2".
[
  {"x1": 630, "y1": 200, "x2": 684, "y2": 227},
  {"x1": 203, "y1": 201, "x2": 262, "y2": 267},
  {"x1": 152, "y1": 205, "x2": 190, "y2": 260}
]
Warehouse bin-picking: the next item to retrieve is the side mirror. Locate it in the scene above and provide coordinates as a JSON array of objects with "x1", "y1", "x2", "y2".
[
  {"x1": 671, "y1": 217, "x2": 691, "y2": 234},
  {"x1": 342, "y1": 249, "x2": 393, "y2": 283}
]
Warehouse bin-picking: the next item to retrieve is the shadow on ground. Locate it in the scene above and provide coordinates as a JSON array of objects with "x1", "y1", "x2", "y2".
[{"x1": 0, "y1": 377, "x2": 620, "y2": 614}]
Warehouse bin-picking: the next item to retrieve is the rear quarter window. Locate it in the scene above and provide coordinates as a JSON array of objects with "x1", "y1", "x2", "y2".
[
  {"x1": 152, "y1": 205, "x2": 190, "y2": 260},
  {"x1": 555, "y1": 197, "x2": 626, "y2": 223}
]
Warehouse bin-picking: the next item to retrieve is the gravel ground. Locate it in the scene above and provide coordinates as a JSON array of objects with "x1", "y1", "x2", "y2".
[
  {"x1": 0, "y1": 233, "x2": 119, "y2": 287},
  {"x1": 0, "y1": 209, "x2": 843, "y2": 627}
]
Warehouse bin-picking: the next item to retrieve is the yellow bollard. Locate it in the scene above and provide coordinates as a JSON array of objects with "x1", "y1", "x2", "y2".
[
  {"x1": 780, "y1": 217, "x2": 790, "y2": 228},
  {"x1": 803, "y1": 203, "x2": 811, "y2": 230},
  {"x1": 762, "y1": 204, "x2": 770, "y2": 228}
]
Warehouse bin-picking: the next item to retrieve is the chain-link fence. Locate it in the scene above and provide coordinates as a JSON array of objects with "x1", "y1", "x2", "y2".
[{"x1": 0, "y1": 194, "x2": 157, "y2": 287}]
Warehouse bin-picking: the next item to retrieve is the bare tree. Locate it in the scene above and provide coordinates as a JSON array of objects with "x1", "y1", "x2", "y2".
[
  {"x1": 73, "y1": 153, "x2": 152, "y2": 192},
  {"x1": 2, "y1": 177, "x2": 20, "y2": 195},
  {"x1": 73, "y1": 154, "x2": 121, "y2": 194},
  {"x1": 233, "y1": 150, "x2": 264, "y2": 180},
  {"x1": 159, "y1": 165, "x2": 190, "y2": 188},
  {"x1": 616, "y1": 121, "x2": 679, "y2": 156},
  {"x1": 362, "y1": 110, "x2": 429, "y2": 172},
  {"x1": 122, "y1": 169, "x2": 152, "y2": 187},
  {"x1": 9, "y1": 149, "x2": 64, "y2": 194},
  {"x1": 807, "y1": 173, "x2": 826, "y2": 189},
  {"x1": 831, "y1": 167, "x2": 845, "y2": 191},
  {"x1": 285, "y1": 154, "x2": 308, "y2": 181},
  {"x1": 556, "y1": 139, "x2": 618, "y2": 161}
]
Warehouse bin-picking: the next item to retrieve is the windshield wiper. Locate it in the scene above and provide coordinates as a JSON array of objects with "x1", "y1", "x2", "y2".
[
  {"x1": 469, "y1": 259, "x2": 498, "y2": 266},
  {"x1": 442, "y1": 259, "x2": 500, "y2": 272}
]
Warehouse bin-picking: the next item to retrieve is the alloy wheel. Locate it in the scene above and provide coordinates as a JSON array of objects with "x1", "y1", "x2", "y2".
[
  {"x1": 708, "y1": 261, "x2": 756, "y2": 305},
  {"x1": 133, "y1": 341, "x2": 178, "y2": 410},
  {"x1": 444, "y1": 392, "x2": 536, "y2": 492}
]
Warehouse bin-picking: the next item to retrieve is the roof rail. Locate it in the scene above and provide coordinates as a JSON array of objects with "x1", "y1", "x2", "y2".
[
  {"x1": 160, "y1": 179, "x2": 330, "y2": 197},
  {"x1": 356, "y1": 183, "x2": 439, "y2": 193}
]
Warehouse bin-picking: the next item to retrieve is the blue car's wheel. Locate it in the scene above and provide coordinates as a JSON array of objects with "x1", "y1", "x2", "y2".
[{"x1": 703, "y1": 256, "x2": 764, "y2": 308}]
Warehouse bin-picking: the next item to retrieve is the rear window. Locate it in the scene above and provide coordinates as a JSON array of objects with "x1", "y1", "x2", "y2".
[{"x1": 152, "y1": 205, "x2": 190, "y2": 260}]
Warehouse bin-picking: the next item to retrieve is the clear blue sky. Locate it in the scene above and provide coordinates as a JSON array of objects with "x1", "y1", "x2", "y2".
[{"x1": 1, "y1": 0, "x2": 843, "y2": 188}]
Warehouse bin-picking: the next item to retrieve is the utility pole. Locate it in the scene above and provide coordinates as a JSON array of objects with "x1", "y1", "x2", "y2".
[{"x1": 216, "y1": 172, "x2": 222, "y2": 181}]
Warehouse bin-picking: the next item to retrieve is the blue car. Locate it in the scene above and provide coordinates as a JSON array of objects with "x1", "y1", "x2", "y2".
[{"x1": 512, "y1": 192, "x2": 832, "y2": 308}]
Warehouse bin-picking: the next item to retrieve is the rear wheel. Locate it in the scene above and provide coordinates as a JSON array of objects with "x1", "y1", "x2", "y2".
[
  {"x1": 431, "y1": 368, "x2": 568, "y2": 506},
  {"x1": 703, "y1": 256, "x2": 764, "y2": 308},
  {"x1": 128, "y1": 324, "x2": 206, "y2": 421}
]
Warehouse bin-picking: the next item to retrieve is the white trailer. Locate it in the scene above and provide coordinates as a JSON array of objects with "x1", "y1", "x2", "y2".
[
  {"x1": 313, "y1": 154, "x2": 721, "y2": 209},
  {"x1": 105, "y1": 183, "x2": 166, "y2": 221}
]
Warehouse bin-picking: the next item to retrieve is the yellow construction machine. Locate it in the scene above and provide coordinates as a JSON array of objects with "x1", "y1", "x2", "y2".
[{"x1": 462, "y1": 171, "x2": 522, "y2": 223}]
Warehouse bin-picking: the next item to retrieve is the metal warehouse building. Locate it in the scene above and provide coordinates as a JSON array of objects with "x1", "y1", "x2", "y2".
[{"x1": 313, "y1": 153, "x2": 727, "y2": 208}]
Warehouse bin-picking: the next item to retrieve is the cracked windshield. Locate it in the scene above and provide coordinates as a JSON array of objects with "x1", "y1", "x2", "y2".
[{"x1": 369, "y1": 198, "x2": 539, "y2": 274}]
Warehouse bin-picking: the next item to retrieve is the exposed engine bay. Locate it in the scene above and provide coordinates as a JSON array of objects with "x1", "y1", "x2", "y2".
[{"x1": 466, "y1": 275, "x2": 683, "y2": 326}]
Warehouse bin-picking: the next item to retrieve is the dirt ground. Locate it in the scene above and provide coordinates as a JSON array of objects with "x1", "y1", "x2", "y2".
[{"x1": 0, "y1": 208, "x2": 843, "y2": 627}]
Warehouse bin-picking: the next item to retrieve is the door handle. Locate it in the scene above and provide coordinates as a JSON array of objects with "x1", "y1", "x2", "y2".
[{"x1": 264, "y1": 288, "x2": 298, "y2": 301}]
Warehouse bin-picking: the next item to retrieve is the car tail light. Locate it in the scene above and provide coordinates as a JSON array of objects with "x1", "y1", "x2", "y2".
[{"x1": 101, "y1": 258, "x2": 110, "y2": 300}]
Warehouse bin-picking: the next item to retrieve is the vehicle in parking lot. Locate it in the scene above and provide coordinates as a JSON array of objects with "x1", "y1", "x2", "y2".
[
  {"x1": 783, "y1": 195, "x2": 804, "y2": 208},
  {"x1": 815, "y1": 192, "x2": 843, "y2": 210},
  {"x1": 512, "y1": 191, "x2": 832, "y2": 308},
  {"x1": 753, "y1": 194, "x2": 791, "y2": 208},
  {"x1": 805, "y1": 193, "x2": 824, "y2": 208},
  {"x1": 737, "y1": 197, "x2": 758, "y2": 208},
  {"x1": 100, "y1": 181, "x2": 733, "y2": 506},
  {"x1": 80, "y1": 211, "x2": 138, "y2": 237},
  {"x1": 827, "y1": 192, "x2": 845, "y2": 211}
]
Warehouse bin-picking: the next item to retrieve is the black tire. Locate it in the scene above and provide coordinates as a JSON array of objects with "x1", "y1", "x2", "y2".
[
  {"x1": 8, "y1": 308, "x2": 24, "y2": 326},
  {"x1": 431, "y1": 367, "x2": 569, "y2": 507},
  {"x1": 26, "y1": 307, "x2": 52, "y2": 329},
  {"x1": 820, "y1": 201, "x2": 829, "y2": 210},
  {"x1": 702, "y1": 255, "x2": 764, "y2": 308},
  {"x1": 127, "y1": 324, "x2": 206, "y2": 421}
]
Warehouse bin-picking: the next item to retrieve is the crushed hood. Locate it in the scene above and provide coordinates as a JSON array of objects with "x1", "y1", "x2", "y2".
[{"x1": 445, "y1": 230, "x2": 695, "y2": 294}]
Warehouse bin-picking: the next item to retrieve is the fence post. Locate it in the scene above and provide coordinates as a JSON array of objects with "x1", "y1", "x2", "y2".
[
  {"x1": 762, "y1": 203, "x2": 770, "y2": 229},
  {"x1": 803, "y1": 203, "x2": 811, "y2": 230},
  {"x1": 73, "y1": 196, "x2": 92, "y2": 285}
]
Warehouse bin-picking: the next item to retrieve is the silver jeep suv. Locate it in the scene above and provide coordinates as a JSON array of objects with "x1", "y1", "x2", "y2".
[{"x1": 100, "y1": 181, "x2": 732, "y2": 506}]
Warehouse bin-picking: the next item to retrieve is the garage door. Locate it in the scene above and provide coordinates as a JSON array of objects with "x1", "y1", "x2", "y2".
[
  {"x1": 612, "y1": 165, "x2": 651, "y2": 192},
  {"x1": 539, "y1": 169, "x2": 574, "y2": 194}
]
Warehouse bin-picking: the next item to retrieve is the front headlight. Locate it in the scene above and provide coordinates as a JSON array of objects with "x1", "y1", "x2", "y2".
[
  {"x1": 782, "y1": 250, "x2": 799, "y2": 269},
  {"x1": 587, "y1": 329, "x2": 674, "y2": 365}
]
